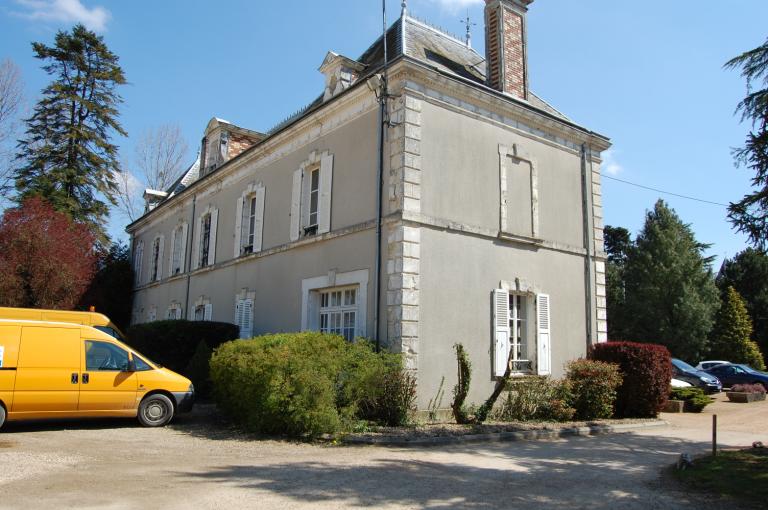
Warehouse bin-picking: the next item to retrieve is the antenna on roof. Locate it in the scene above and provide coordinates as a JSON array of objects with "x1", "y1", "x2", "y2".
[
  {"x1": 401, "y1": 0, "x2": 407, "y2": 17},
  {"x1": 462, "y1": 10, "x2": 476, "y2": 48}
]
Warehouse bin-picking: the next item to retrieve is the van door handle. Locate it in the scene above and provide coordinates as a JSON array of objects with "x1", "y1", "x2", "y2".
[
  {"x1": 82, "y1": 373, "x2": 89, "y2": 384},
  {"x1": 71, "y1": 373, "x2": 78, "y2": 384}
]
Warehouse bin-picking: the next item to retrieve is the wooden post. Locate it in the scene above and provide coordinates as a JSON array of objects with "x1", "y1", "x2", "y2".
[{"x1": 712, "y1": 414, "x2": 717, "y2": 457}]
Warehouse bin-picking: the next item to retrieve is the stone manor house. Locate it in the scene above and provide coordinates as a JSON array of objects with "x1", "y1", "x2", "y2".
[{"x1": 127, "y1": 0, "x2": 611, "y2": 407}]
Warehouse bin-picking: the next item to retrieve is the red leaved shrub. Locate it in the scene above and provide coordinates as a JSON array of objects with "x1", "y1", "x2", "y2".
[
  {"x1": 589, "y1": 341, "x2": 672, "y2": 418},
  {"x1": 0, "y1": 197, "x2": 97, "y2": 309}
]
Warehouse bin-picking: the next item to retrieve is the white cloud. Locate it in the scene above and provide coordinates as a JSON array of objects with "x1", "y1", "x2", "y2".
[
  {"x1": 602, "y1": 149, "x2": 623, "y2": 176},
  {"x1": 14, "y1": 0, "x2": 111, "y2": 32}
]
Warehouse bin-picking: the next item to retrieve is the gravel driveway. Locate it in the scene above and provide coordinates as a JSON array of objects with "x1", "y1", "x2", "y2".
[{"x1": 0, "y1": 393, "x2": 764, "y2": 509}]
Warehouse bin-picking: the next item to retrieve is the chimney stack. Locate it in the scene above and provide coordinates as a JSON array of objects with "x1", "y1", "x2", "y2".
[{"x1": 484, "y1": 0, "x2": 533, "y2": 100}]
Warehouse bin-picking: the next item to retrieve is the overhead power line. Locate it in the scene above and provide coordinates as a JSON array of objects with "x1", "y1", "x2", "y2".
[{"x1": 601, "y1": 174, "x2": 729, "y2": 207}]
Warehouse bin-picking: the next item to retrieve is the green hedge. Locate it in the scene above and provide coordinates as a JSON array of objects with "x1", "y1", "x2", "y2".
[
  {"x1": 565, "y1": 359, "x2": 622, "y2": 420},
  {"x1": 669, "y1": 387, "x2": 712, "y2": 412},
  {"x1": 209, "y1": 332, "x2": 416, "y2": 438},
  {"x1": 125, "y1": 320, "x2": 239, "y2": 395}
]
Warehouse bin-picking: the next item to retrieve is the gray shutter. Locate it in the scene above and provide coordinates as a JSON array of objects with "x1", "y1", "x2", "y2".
[
  {"x1": 180, "y1": 222, "x2": 188, "y2": 273},
  {"x1": 242, "y1": 298, "x2": 253, "y2": 338},
  {"x1": 234, "y1": 195, "x2": 244, "y2": 257},
  {"x1": 208, "y1": 208, "x2": 218, "y2": 266},
  {"x1": 290, "y1": 169, "x2": 302, "y2": 241},
  {"x1": 536, "y1": 293, "x2": 551, "y2": 376},
  {"x1": 493, "y1": 289, "x2": 510, "y2": 377},
  {"x1": 253, "y1": 186, "x2": 266, "y2": 252},
  {"x1": 318, "y1": 153, "x2": 333, "y2": 234},
  {"x1": 234, "y1": 300, "x2": 243, "y2": 336},
  {"x1": 204, "y1": 303, "x2": 213, "y2": 321},
  {"x1": 168, "y1": 229, "x2": 176, "y2": 278}
]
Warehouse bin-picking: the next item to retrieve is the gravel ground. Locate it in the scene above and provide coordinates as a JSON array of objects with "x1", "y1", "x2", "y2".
[{"x1": 0, "y1": 393, "x2": 764, "y2": 509}]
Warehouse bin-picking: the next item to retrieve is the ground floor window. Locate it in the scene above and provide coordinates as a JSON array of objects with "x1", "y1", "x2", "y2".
[
  {"x1": 509, "y1": 294, "x2": 531, "y2": 372},
  {"x1": 194, "y1": 302, "x2": 212, "y2": 321},
  {"x1": 319, "y1": 287, "x2": 357, "y2": 341}
]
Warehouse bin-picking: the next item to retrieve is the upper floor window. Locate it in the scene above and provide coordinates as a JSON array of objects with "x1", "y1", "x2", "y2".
[
  {"x1": 150, "y1": 235, "x2": 164, "y2": 282},
  {"x1": 170, "y1": 224, "x2": 185, "y2": 276},
  {"x1": 319, "y1": 287, "x2": 357, "y2": 341},
  {"x1": 194, "y1": 207, "x2": 218, "y2": 269},
  {"x1": 235, "y1": 185, "x2": 265, "y2": 257},
  {"x1": 290, "y1": 151, "x2": 334, "y2": 241},
  {"x1": 200, "y1": 214, "x2": 211, "y2": 266}
]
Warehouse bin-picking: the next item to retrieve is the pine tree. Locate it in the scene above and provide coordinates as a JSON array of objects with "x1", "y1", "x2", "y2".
[
  {"x1": 709, "y1": 286, "x2": 766, "y2": 370},
  {"x1": 604, "y1": 225, "x2": 632, "y2": 340},
  {"x1": 716, "y1": 248, "x2": 768, "y2": 363},
  {"x1": 14, "y1": 24, "x2": 126, "y2": 240},
  {"x1": 622, "y1": 200, "x2": 719, "y2": 362}
]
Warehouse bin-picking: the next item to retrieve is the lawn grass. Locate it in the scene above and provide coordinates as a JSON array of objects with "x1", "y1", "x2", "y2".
[{"x1": 674, "y1": 448, "x2": 768, "y2": 504}]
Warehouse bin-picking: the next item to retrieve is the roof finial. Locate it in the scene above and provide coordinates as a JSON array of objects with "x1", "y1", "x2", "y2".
[
  {"x1": 401, "y1": 0, "x2": 407, "y2": 17},
  {"x1": 462, "y1": 10, "x2": 476, "y2": 48}
]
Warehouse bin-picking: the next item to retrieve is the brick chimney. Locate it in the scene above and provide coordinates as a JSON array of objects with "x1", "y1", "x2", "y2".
[{"x1": 484, "y1": 0, "x2": 533, "y2": 100}]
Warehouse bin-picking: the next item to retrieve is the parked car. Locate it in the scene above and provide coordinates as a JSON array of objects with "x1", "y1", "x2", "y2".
[
  {"x1": 704, "y1": 363, "x2": 768, "y2": 390},
  {"x1": 671, "y1": 358, "x2": 722, "y2": 393},
  {"x1": 696, "y1": 360, "x2": 731, "y2": 371},
  {"x1": 670, "y1": 378, "x2": 692, "y2": 388}
]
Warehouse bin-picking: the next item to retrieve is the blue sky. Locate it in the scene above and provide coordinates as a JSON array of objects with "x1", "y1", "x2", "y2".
[{"x1": 1, "y1": 0, "x2": 767, "y2": 269}]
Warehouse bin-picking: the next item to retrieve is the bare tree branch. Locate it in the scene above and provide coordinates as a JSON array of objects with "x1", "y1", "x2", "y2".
[
  {"x1": 0, "y1": 59, "x2": 25, "y2": 199},
  {"x1": 113, "y1": 162, "x2": 142, "y2": 222},
  {"x1": 135, "y1": 124, "x2": 189, "y2": 191}
]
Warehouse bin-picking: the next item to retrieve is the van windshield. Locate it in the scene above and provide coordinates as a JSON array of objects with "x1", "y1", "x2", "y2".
[{"x1": 93, "y1": 326, "x2": 162, "y2": 368}]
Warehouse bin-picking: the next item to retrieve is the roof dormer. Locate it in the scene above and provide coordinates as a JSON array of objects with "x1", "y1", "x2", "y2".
[
  {"x1": 199, "y1": 118, "x2": 266, "y2": 178},
  {"x1": 319, "y1": 52, "x2": 366, "y2": 101}
]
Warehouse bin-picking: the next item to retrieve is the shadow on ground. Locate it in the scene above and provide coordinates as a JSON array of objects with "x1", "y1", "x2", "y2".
[{"x1": 174, "y1": 433, "x2": 755, "y2": 509}]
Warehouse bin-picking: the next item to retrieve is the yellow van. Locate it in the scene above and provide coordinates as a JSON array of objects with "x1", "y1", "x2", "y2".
[
  {"x1": 0, "y1": 307, "x2": 127, "y2": 342},
  {"x1": 0, "y1": 319, "x2": 194, "y2": 429}
]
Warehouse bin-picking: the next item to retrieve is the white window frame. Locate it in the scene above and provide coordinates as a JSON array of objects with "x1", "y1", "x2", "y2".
[
  {"x1": 508, "y1": 294, "x2": 531, "y2": 372},
  {"x1": 234, "y1": 289, "x2": 255, "y2": 339},
  {"x1": 192, "y1": 205, "x2": 218, "y2": 269},
  {"x1": 308, "y1": 167, "x2": 320, "y2": 231},
  {"x1": 319, "y1": 286, "x2": 357, "y2": 341},
  {"x1": 234, "y1": 183, "x2": 265, "y2": 257},
  {"x1": 290, "y1": 150, "x2": 333, "y2": 241},
  {"x1": 169, "y1": 223, "x2": 187, "y2": 277},
  {"x1": 192, "y1": 296, "x2": 212, "y2": 321},
  {"x1": 301, "y1": 269, "x2": 368, "y2": 338},
  {"x1": 150, "y1": 234, "x2": 164, "y2": 282},
  {"x1": 166, "y1": 303, "x2": 183, "y2": 320}
]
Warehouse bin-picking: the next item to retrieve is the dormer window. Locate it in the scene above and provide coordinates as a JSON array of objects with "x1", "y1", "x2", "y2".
[{"x1": 319, "y1": 52, "x2": 366, "y2": 102}]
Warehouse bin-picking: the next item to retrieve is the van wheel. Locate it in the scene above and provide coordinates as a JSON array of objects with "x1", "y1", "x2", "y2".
[
  {"x1": 138, "y1": 394, "x2": 174, "y2": 427},
  {"x1": 0, "y1": 405, "x2": 5, "y2": 430}
]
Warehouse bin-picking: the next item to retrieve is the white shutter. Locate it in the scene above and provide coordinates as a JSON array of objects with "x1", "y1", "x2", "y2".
[
  {"x1": 204, "y1": 303, "x2": 213, "y2": 321},
  {"x1": 234, "y1": 195, "x2": 244, "y2": 257},
  {"x1": 168, "y1": 228, "x2": 176, "y2": 278},
  {"x1": 180, "y1": 222, "x2": 188, "y2": 273},
  {"x1": 134, "y1": 241, "x2": 144, "y2": 286},
  {"x1": 318, "y1": 153, "x2": 333, "y2": 234},
  {"x1": 191, "y1": 217, "x2": 200, "y2": 269},
  {"x1": 493, "y1": 289, "x2": 510, "y2": 377},
  {"x1": 156, "y1": 235, "x2": 164, "y2": 281},
  {"x1": 241, "y1": 298, "x2": 253, "y2": 338},
  {"x1": 536, "y1": 293, "x2": 551, "y2": 376},
  {"x1": 253, "y1": 186, "x2": 266, "y2": 252},
  {"x1": 234, "y1": 300, "x2": 243, "y2": 336},
  {"x1": 290, "y1": 169, "x2": 302, "y2": 241},
  {"x1": 208, "y1": 208, "x2": 218, "y2": 266}
]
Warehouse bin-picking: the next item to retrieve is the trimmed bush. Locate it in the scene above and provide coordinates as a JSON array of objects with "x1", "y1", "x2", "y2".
[
  {"x1": 669, "y1": 387, "x2": 712, "y2": 412},
  {"x1": 495, "y1": 376, "x2": 575, "y2": 422},
  {"x1": 565, "y1": 359, "x2": 622, "y2": 420},
  {"x1": 209, "y1": 332, "x2": 415, "y2": 438},
  {"x1": 590, "y1": 341, "x2": 673, "y2": 418},
  {"x1": 731, "y1": 383, "x2": 767, "y2": 394}
]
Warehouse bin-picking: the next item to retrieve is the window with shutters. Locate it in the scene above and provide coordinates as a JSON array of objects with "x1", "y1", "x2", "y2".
[
  {"x1": 319, "y1": 287, "x2": 357, "y2": 341},
  {"x1": 291, "y1": 151, "x2": 333, "y2": 241},
  {"x1": 493, "y1": 287, "x2": 550, "y2": 376},
  {"x1": 166, "y1": 303, "x2": 183, "y2": 320},
  {"x1": 150, "y1": 236, "x2": 162, "y2": 282},
  {"x1": 199, "y1": 213, "x2": 212, "y2": 267},
  {"x1": 147, "y1": 306, "x2": 157, "y2": 322},
  {"x1": 194, "y1": 304, "x2": 205, "y2": 321},
  {"x1": 235, "y1": 186, "x2": 265, "y2": 256},
  {"x1": 234, "y1": 298, "x2": 254, "y2": 338},
  {"x1": 171, "y1": 225, "x2": 184, "y2": 275}
]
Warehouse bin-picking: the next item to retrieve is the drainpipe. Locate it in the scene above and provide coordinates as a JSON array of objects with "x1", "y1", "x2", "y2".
[
  {"x1": 373, "y1": 0, "x2": 390, "y2": 352},
  {"x1": 184, "y1": 194, "x2": 197, "y2": 320},
  {"x1": 581, "y1": 143, "x2": 594, "y2": 349}
]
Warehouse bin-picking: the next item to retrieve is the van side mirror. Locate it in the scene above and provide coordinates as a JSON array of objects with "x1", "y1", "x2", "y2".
[{"x1": 125, "y1": 360, "x2": 136, "y2": 372}]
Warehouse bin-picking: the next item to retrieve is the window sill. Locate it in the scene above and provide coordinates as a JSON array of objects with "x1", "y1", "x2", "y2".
[{"x1": 498, "y1": 231, "x2": 542, "y2": 246}]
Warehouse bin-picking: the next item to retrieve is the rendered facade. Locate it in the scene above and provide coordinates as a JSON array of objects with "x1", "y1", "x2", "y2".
[{"x1": 127, "y1": 0, "x2": 611, "y2": 407}]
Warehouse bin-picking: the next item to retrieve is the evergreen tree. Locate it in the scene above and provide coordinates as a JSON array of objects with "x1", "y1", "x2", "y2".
[
  {"x1": 604, "y1": 225, "x2": 632, "y2": 340},
  {"x1": 14, "y1": 24, "x2": 126, "y2": 240},
  {"x1": 716, "y1": 248, "x2": 768, "y2": 363},
  {"x1": 709, "y1": 286, "x2": 765, "y2": 370},
  {"x1": 622, "y1": 200, "x2": 719, "y2": 362},
  {"x1": 725, "y1": 38, "x2": 768, "y2": 249}
]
